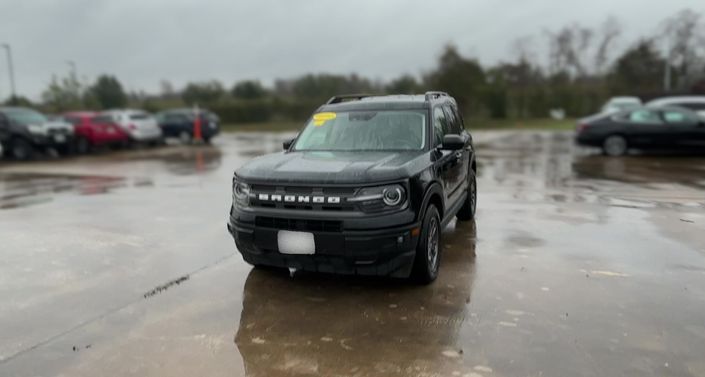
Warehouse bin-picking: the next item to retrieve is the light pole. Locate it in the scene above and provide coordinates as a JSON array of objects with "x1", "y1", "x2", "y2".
[{"x1": 1, "y1": 43, "x2": 16, "y2": 100}]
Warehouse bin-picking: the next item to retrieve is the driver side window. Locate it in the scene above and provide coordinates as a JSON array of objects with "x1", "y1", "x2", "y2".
[{"x1": 433, "y1": 107, "x2": 447, "y2": 147}]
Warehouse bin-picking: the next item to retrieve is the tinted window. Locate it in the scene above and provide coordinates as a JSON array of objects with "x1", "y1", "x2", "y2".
[
  {"x1": 165, "y1": 113, "x2": 189, "y2": 122},
  {"x1": 433, "y1": 107, "x2": 448, "y2": 146},
  {"x1": 92, "y1": 115, "x2": 113, "y2": 123},
  {"x1": 4, "y1": 109, "x2": 47, "y2": 125},
  {"x1": 129, "y1": 112, "x2": 149, "y2": 120},
  {"x1": 628, "y1": 110, "x2": 662, "y2": 124},
  {"x1": 662, "y1": 110, "x2": 698, "y2": 124}
]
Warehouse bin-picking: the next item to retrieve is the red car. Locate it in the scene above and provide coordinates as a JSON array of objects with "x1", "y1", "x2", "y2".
[{"x1": 62, "y1": 112, "x2": 130, "y2": 153}]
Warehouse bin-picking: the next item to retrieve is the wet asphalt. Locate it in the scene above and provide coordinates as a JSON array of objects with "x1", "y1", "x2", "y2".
[{"x1": 1, "y1": 131, "x2": 704, "y2": 377}]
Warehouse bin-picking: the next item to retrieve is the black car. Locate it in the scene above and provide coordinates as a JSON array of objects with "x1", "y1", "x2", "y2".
[
  {"x1": 155, "y1": 108, "x2": 220, "y2": 143},
  {"x1": 227, "y1": 92, "x2": 477, "y2": 283},
  {"x1": 576, "y1": 106, "x2": 705, "y2": 156},
  {"x1": 0, "y1": 107, "x2": 75, "y2": 160}
]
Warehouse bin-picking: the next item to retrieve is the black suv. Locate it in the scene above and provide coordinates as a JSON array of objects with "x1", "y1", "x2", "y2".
[
  {"x1": 155, "y1": 108, "x2": 220, "y2": 143},
  {"x1": 0, "y1": 107, "x2": 74, "y2": 160},
  {"x1": 227, "y1": 92, "x2": 476, "y2": 283}
]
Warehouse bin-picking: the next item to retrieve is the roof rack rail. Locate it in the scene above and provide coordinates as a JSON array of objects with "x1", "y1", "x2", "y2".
[
  {"x1": 326, "y1": 94, "x2": 375, "y2": 105},
  {"x1": 424, "y1": 91, "x2": 449, "y2": 101}
]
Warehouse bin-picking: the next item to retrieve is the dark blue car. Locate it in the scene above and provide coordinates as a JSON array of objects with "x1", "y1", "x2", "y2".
[{"x1": 156, "y1": 109, "x2": 220, "y2": 143}]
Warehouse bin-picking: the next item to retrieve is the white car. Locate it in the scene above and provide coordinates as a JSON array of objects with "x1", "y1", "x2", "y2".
[
  {"x1": 600, "y1": 96, "x2": 642, "y2": 114},
  {"x1": 100, "y1": 109, "x2": 163, "y2": 143},
  {"x1": 646, "y1": 96, "x2": 705, "y2": 119}
]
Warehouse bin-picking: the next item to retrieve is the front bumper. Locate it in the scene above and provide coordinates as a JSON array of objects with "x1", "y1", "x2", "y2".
[{"x1": 227, "y1": 209, "x2": 421, "y2": 277}]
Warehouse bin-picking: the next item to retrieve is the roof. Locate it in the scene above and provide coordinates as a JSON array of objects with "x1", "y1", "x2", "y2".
[
  {"x1": 317, "y1": 92, "x2": 455, "y2": 112},
  {"x1": 647, "y1": 96, "x2": 705, "y2": 105}
]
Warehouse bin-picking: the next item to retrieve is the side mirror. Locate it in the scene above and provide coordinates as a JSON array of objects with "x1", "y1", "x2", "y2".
[
  {"x1": 441, "y1": 134, "x2": 465, "y2": 150},
  {"x1": 282, "y1": 138, "x2": 294, "y2": 150}
]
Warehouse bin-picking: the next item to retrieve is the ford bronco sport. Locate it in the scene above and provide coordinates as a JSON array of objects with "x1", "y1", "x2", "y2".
[{"x1": 227, "y1": 92, "x2": 477, "y2": 283}]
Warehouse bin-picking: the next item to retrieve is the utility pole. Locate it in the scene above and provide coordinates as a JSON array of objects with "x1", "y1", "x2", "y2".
[
  {"x1": 663, "y1": 39, "x2": 672, "y2": 93},
  {"x1": 1, "y1": 43, "x2": 17, "y2": 100},
  {"x1": 66, "y1": 60, "x2": 77, "y2": 80}
]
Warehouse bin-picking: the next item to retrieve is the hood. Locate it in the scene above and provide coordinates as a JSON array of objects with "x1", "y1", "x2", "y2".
[{"x1": 236, "y1": 150, "x2": 429, "y2": 184}]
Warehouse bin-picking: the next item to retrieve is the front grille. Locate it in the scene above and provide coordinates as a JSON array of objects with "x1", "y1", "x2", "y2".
[
  {"x1": 255, "y1": 216, "x2": 342, "y2": 232},
  {"x1": 250, "y1": 184, "x2": 357, "y2": 212}
]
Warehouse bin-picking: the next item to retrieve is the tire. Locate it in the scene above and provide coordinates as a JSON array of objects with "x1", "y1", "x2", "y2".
[
  {"x1": 411, "y1": 204, "x2": 442, "y2": 284},
  {"x1": 602, "y1": 135, "x2": 628, "y2": 156},
  {"x1": 179, "y1": 131, "x2": 192, "y2": 144},
  {"x1": 456, "y1": 169, "x2": 477, "y2": 221},
  {"x1": 10, "y1": 138, "x2": 34, "y2": 160},
  {"x1": 75, "y1": 136, "x2": 91, "y2": 154}
]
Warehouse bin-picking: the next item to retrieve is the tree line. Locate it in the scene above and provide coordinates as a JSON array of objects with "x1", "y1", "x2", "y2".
[{"x1": 7, "y1": 8, "x2": 705, "y2": 123}]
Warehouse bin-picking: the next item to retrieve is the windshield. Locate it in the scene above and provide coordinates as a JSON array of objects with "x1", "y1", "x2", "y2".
[
  {"x1": 5, "y1": 109, "x2": 48, "y2": 126},
  {"x1": 294, "y1": 110, "x2": 427, "y2": 151}
]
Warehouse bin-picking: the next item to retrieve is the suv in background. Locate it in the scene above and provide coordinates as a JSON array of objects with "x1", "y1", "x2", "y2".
[
  {"x1": 156, "y1": 108, "x2": 220, "y2": 144},
  {"x1": 646, "y1": 96, "x2": 705, "y2": 118},
  {"x1": 227, "y1": 92, "x2": 477, "y2": 283},
  {"x1": 62, "y1": 111, "x2": 130, "y2": 153},
  {"x1": 100, "y1": 109, "x2": 163, "y2": 145},
  {"x1": 0, "y1": 107, "x2": 75, "y2": 160}
]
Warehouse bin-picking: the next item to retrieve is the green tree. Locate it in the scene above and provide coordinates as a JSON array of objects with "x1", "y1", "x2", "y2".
[
  {"x1": 41, "y1": 74, "x2": 84, "y2": 112},
  {"x1": 231, "y1": 80, "x2": 268, "y2": 99},
  {"x1": 425, "y1": 45, "x2": 486, "y2": 114},
  {"x1": 385, "y1": 75, "x2": 422, "y2": 94},
  {"x1": 609, "y1": 39, "x2": 666, "y2": 95},
  {"x1": 275, "y1": 73, "x2": 380, "y2": 99},
  {"x1": 4, "y1": 95, "x2": 33, "y2": 107},
  {"x1": 182, "y1": 80, "x2": 225, "y2": 104},
  {"x1": 88, "y1": 75, "x2": 127, "y2": 109}
]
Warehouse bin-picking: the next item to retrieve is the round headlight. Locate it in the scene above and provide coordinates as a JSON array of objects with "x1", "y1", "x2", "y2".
[{"x1": 382, "y1": 187, "x2": 403, "y2": 206}]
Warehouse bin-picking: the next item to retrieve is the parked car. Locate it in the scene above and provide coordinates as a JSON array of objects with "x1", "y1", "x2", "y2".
[
  {"x1": 155, "y1": 108, "x2": 220, "y2": 143},
  {"x1": 575, "y1": 106, "x2": 705, "y2": 156},
  {"x1": 227, "y1": 92, "x2": 477, "y2": 284},
  {"x1": 600, "y1": 96, "x2": 642, "y2": 114},
  {"x1": 100, "y1": 109, "x2": 163, "y2": 145},
  {"x1": 646, "y1": 96, "x2": 705, "y2": 118},
  {"x1": 62, "y1": 111, "x2": 130, "y2": 153},
  {"x1": 0, "y1": 107, "x2": 75, "y2": 160}
]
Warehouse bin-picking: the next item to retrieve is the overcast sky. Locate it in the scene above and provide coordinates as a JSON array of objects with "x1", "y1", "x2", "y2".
[{"x1": 0, "y1": 0, "x2": 702, "y2": 99}]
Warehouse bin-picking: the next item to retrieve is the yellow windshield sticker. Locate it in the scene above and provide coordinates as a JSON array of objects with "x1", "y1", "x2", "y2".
[{"x1": 313, "y1": 112, "x2": 336, "y2": 126}]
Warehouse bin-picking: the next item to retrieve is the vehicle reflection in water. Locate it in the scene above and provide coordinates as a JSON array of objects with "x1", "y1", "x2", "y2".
[
  {"x1": 116, "y1": 145, "x2": 223, "y2": 176},
  {"x1": 235, "y1": 221, "x2": 477, "y2": 376},
  {"x1": 0, "y1": 145, "x2": 223, "y2": 210},
  {"x1": 0, "y1": 173, "x2": 127, "y2": 209},
  {"x1": 572, "y1": 154, "x2": 705, "y2": 190}
]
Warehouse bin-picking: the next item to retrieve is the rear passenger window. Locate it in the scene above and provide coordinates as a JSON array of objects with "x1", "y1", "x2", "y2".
[
  {"x1": 433, "y1": 107, "x2": 448, "y2": 146},
  {"x1": 662, "y1": 110, "x2": 697, "y2": 124}
]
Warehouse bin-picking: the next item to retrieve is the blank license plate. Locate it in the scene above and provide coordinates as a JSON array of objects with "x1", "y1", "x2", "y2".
[{"x1": 277, "y1": 230, "x2": 315, "y2": 255}]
